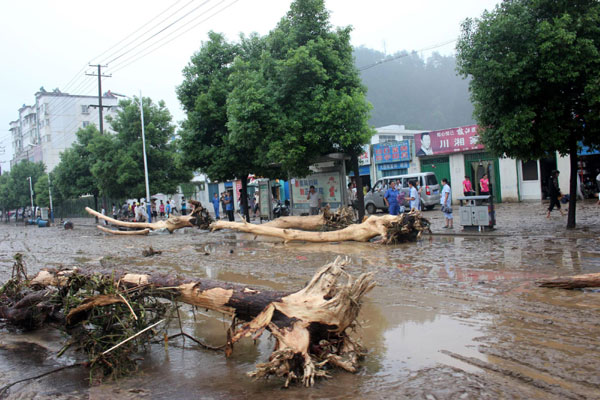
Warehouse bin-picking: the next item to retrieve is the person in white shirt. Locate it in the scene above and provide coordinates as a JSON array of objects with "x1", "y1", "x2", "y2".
[
  {"x1": 307, "y1": 185, "x2": 322, "y2": 215},
  {"x1": 408, "y1": 180, "x2": 420, "y2": 211},
  {"x1": 440, "y1": 178, "x2": 453, "y2": 229}
]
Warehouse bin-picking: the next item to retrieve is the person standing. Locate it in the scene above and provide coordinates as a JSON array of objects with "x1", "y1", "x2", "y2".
[
  {"x1": 159, "y1": 200, "x2": 165, "y2": 218},
  {"x1": 407, "y1": 180, "x2": 420, "y2": 211},
  {"x1": 384, "y1": 180, "x2": 400, "y2": 215},
  {"x1": 479, "y1": 174, "x2": 490, "y2": 196},
  {"x1": 151, "y1": 200, "x2": 157, "y2": 220},
  {"x1": 441, "y1": 178, "x2": 453, "y2": 229},
  {"x1": 181, "y1": 197, "x2": 187, "y2": 216},
  {"x1": 463, "y1": 176, "x2": 473, "y2": 196},
  {"x1": 224, "y1": 192, "x2": 234, "y2": 221},
  {"x1": 166, "y1": 200, "x2": 171, "y2": 218},
  {"x1": 112, "y1": 203, "x2": 117, "y2": 220},
  {"x1": 546, "y1": 170, "x2": 565, "y2": 218},
  {"x1": 307, "y1": 185, "x2": 322, "y2": 216},
  {"x1": 211, "y1": 193, "x2": 220, "y2": 220}
]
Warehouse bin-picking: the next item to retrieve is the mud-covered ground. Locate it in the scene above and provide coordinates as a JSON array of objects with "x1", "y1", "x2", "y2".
[{"x1": 1, "y1": 201, "x2": 599, "y2": 399}]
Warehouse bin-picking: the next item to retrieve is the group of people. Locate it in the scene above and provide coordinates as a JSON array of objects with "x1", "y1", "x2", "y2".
[
  {"x1": 116, "y1": 197, "x2": 186, "y2": 222},
  {"x1": 211, "y1": 191, "x2": 261, "y2": 222},
  {"x1": 382, "y1": 179, "x2": 423, "y2": 215},
  {"x1": 381, "y1": 177, "x2": 454, "y2": 228},
  {"x1": 461, "y1": 174, "x2": 490, "y2": 197}
]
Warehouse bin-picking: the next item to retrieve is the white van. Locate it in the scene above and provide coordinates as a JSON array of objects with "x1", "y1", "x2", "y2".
[{"x1": 364, "y1": 172, "x2": 441, "y2": 214}]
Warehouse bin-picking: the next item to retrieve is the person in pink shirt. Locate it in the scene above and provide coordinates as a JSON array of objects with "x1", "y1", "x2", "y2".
[
  {"x1": 462, "y1": 176, "x2": 473, "y2": 196},
  {"x1": 479, "y1": 174, "x2": 490, "y2": 196}
]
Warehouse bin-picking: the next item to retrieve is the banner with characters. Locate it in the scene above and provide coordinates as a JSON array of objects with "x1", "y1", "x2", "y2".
[
  {"x1": 291, "y1": 172, "x2": 343, "y2": 210},
  {"x1": 414, "y1": 125, "x2": 484, "y2": 157}
]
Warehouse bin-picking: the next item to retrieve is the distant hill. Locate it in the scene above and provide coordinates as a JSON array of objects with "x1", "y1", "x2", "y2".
[{"x1": 354, "y1": 47, "x2": 475, "y2": 130}]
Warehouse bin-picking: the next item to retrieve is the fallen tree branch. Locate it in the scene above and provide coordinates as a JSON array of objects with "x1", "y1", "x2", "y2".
[
  {"x1": 212, "y1": 209, "x2": 431, "y2": 244},
  {"x1": 536, "y1": 272, "x2": 600, "y2": 289},
  {"x1": 263, "y1": 205, "x2": 355, "y2": 231},
  {"x1": 86, "y1": 201, "x2": 213, "y2": 234},
  {"x1": 1, "y1": 256, "x2": 374, "y2": 387}
]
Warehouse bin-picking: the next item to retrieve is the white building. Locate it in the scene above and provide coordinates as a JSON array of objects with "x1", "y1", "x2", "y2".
[{"x1": 9, "y1": 87, "x2": 118, "y2": 171}]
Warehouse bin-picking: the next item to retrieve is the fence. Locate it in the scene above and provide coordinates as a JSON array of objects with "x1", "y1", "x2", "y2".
[{"x1": 53, "y1": 197, "x2": 123, "y2": 219}]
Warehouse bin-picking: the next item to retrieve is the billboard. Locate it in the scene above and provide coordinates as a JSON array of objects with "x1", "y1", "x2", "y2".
[
  {"x1": 414, "y1": 125, "x2": 484, "y2": 157},
  {"x1": 291, "y1": 172, "x2": 343, "y2": 210},
  {"x1": 373, "y1": 140, "x2": 411, "y2": 164}
]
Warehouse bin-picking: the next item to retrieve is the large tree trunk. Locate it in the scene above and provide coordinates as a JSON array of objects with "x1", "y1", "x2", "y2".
[
  {"x1": 212, "y1": 210, "x2": 431, "y2": 244},
  {"x1": 536, "y1": 272, "x2": 600, "y2": 289},
  {"x1": 262, "y1": 205, "x2": 355, "y2": 230},
  {"x1": 567, "y1": 134, "x2": 578, "y2": 229},
  {"x1": 2, "y1": 257, "x2": 374, "y2": 387},
  {"x1": 85, "y1": 201, "x2": 212, "y2": 233},
  {"x1": 351, "y1": 153, "x2": 365, "y2": 222},
  {"x1": 241, "y1": 175, "x2": 250, "y2": 223}
]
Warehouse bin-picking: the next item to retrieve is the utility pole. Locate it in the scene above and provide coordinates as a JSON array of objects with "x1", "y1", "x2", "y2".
[
  {"x1": 139, "y1": 90, "x2": 152, "y2": 223},
  {"x1": 86, "y1": 65, "x2": 111, "y2": 134}
]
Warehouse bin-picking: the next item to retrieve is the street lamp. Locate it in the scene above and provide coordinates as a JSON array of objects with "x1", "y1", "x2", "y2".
[
  {"x1": 112, "y1": 91, "x2": 152, "y2": 222},
  {"x1": 27, "y1": 177, "x2": 34, "y2": 216}
]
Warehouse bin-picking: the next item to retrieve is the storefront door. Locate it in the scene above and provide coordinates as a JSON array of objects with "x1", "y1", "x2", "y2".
[
  {"x1": 464, "y1": 152, "x2": 502, "y2": 203},
  {"x1": 518, "y1": 160, "x2": 541, "y2": 200},
  {"x1": 420, "y1": 156, "x2": 451, "y2": 186}
]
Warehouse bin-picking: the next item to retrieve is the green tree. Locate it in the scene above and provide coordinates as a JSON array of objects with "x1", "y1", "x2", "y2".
[
  {"x1": 102, "y1": 97, "x2": 192, "y2": 199},
  {"x1": 34, "y1": 172, "x2": 62, "y2": 210},
  {"x1": 2, "y1": 161, "x2": 45, "y2": 219},
  {"x1": 54, "y1": 125, "x2": 102, "y2": 214},
  {"x1": 457, "y1": 0, "x2": 600, "y2": 229},
  {"x1": 178, "y1": 0, "x2": 373, "y2": 220}
]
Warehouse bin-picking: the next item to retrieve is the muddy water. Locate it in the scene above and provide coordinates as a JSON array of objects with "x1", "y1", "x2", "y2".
[{"x1": 1, "y1": 204, "x2": 600, "y2": 399}]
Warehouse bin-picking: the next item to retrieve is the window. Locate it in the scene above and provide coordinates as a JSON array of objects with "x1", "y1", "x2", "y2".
[
  {"x1": 426, "y1": 175, "x2": 438, "y2": 185},
  {"x1": 81, "y1": 105, "x2": 89, "y2": 114},
  {"x1": 522, "y1": 160, "x2": 538, "y2": 181},
  {"x1": 82, "y1": 121, "x2": 90, "y2": 127},
  {"x1": 379, "y1": 135, "x2": 396, "y2": 143}
]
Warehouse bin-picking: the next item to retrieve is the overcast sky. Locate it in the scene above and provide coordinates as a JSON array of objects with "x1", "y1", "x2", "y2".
[{"x1": 0, "y1": 0, "x2": 499, "y2": 168}]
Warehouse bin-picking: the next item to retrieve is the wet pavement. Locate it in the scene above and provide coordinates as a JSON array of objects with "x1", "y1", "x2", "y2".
[{"x1": 0, "y1": 201, "x2": 599, "y2": 399}]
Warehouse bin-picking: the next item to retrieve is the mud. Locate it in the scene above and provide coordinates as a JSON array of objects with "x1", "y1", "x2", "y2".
[{"x1": 0, "y1": 201, "x2": 599, "y2": 399}]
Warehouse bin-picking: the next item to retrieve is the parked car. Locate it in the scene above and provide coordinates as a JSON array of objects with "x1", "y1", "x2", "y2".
[{"x1": 364, "y1": 172, "x2": 441, "y2": 214}]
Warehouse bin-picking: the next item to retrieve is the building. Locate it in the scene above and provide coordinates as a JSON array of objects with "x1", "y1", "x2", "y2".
[{"x1": 9, "y1": 87, "x2": 118, "y2": 171}]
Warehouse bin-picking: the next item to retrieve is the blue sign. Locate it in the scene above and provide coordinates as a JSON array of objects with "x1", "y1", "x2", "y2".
[
  {"x1": 373, "y1": 140, "x2": 411, "y2": 164},
  {"x1": 377, "y1": 162, "x2": 410, "y2": 171}
]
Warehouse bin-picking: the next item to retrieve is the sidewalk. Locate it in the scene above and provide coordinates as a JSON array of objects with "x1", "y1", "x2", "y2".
[{"x1": 424, "y1": 199, "x2": 600, "y2": 237}]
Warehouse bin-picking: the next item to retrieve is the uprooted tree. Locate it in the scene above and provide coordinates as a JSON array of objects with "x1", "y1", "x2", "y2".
[
  {"x1": 0, "y1": 255, "x2": 374, "y2": 389},
  {"x1": 212, "y1": 209, "x2": 432, "y2": 244},
  {"x1": 85, "y1": 200, "x2": 213, "y2": 235}
]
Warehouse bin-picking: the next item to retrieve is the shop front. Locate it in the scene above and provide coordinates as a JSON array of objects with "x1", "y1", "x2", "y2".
[
  {"x1": 464, "y1": 152, "x2": 502, "y2": 203},
  {"x1": 373, "y1": 140, "x2": 411, "y2": 180}
]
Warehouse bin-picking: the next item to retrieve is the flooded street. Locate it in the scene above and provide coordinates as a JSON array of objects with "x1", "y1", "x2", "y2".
[{"x1": 1, "y1": 202, "x2": 599, "y2": 399}]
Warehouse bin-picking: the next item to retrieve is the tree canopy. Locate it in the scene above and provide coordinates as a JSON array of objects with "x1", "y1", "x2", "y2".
[
  {"x1": 178, "y1": 0, "x2": 373, "y2": 220},
  {"x1": 456, "y1": 0, "x2": 600, "y2": 228},
  {"x1": 178, "y1": 0, "x2": 372, "y2": 179},
  {"x1": 0, "y1": 160, "x2": 45, "y2": 212}
]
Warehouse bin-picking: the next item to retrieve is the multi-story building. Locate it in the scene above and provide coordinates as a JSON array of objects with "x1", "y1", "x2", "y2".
[{"x1": 9, "y1": 87, "x2": 118, "y2": 171}]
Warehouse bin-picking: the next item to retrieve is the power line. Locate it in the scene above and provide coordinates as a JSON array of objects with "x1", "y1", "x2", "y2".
[
  {"x1": 109, "y1": 0, "x2": 240, "y2": 75},
  {"x1": 358, "y1": 39, "x2": 457, "y2": 71},
  {"x1": 91, "y1": 0, "x2": 188, "y2": 63},
  {"x1": 101, "y1": 0, "x2": 199, "y2": 65}
]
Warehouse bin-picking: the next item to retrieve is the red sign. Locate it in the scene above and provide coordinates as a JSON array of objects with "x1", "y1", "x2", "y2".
[{"x1": 414, "y1": 125, "x2": 484, "y2": 157}]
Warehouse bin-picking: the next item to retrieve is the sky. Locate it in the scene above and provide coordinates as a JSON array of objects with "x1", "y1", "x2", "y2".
[{"x1": 0, "y1": 0, "x2": 500, "y2": 169}]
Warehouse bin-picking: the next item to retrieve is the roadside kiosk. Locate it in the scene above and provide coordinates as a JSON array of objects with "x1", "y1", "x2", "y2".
[{"x1": 457, "y1": 195, "x2": 496, "y2": 231}]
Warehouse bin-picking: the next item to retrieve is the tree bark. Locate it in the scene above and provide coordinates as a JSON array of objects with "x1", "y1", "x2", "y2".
[
  {"x1": 4, "y1": 257, "x2": 374, "y2": 387},
  {"x1": 212, "y1": 210, "x2": 431, "y2": 244},
  {"x1": 567, "y1": 134, "x2": 578, "y2": 229},
  {"x1": 262, "y1": 205, "x2": 354, "y2": 230},
  {"x1": 351, "y1": 154, "x2": 365, "y2": 222},
  {"x1": 85, "y1": 202, "x2": 213, "y2": 233},
  {"x1": 241, "y1": 175, "x2": 250, "y2": 223},
  {"x1": 536, "y1": 272, "x2": 600, "y2": 289}
]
